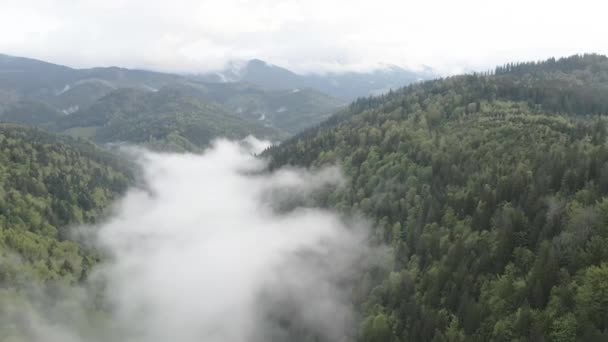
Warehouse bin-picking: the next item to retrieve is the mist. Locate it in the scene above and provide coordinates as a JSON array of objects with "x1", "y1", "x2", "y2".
[{"x1": 16, "y1": 137, "x2": 367, "y2": 342}]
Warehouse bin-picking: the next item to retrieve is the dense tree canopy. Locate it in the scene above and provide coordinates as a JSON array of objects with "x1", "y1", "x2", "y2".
[
  {"x1": 0, "y1": 124, "x2": 132, "y2": 339},
  {"x1": 0, "y1": 54, "x2": 345, "y2": 150},
  {"x1": 55, "y1": 87, "x2": 287, "y2": 152},
  {"x1": 2, "y1": 54, "x2": 608, "y2": 341},
  {"x1": 266, "y1": 54, "x2": 608, "y2": 341}
]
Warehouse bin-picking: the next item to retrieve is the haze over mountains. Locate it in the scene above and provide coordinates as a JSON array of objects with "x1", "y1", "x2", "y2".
[
  {"x1": 3, "y1": 52, "x2": 608, "y2": 341},
  {"x1": 195, "y1": 58, "x2": 436, "y2": 100},
  {"x1": 0, "y1": 53, "x2": 431, "y2": 150},
  {"x1": 3, "y1": 0, "x2": 608, "y2": 341}
]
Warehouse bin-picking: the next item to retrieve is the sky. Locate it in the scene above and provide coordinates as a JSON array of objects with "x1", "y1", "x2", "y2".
[{"x1": 0, "y1": 0, "x2": 606, "y2": 75}]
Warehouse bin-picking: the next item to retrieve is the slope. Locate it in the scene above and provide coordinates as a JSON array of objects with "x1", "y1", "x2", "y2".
[
  {"x1": 266, "y1": 54, "x2": 608, "y2": 341},
  {"x1": 57, "y1": 86, "x2": 286, "y2": 151},
  {"x1": 0, "y1": 54, "x2": 344, "y2": 138},
  {"x1": 196, "y1": 58, "x2": 436, "y2": 100},
  {"x1": 0, "y1": 124, "x2": 132, "y2": 337},
  {"x1": 0, "y1": 54, "x2": 182, "y2": 111},
  {"x1": 178, "y1": 82, "x2": 345, "y2": 134}
]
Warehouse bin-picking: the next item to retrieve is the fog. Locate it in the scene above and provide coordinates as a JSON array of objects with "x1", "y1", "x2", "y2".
[{"x1": 19, "y1": 137, "x2": 367, "y2": 342}]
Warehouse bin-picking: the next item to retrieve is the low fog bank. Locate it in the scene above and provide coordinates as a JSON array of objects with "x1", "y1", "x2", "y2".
[{"x1": 21, "y1": 137, "x2": 369, "y2": 342}]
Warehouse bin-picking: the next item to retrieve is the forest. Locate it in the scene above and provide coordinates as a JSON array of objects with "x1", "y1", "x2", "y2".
[
  {"x1": 0, "y1": 53, "x2": 346, "y2": 150},
  {"x1": 55, "y1": 86, "x2": 287, "y2": 152},
  {"x1": 266, "y1": 54, "x2": 608, "y2": 341},
  {"x1": 0, "y1": 125, "x2": 132, "y2": 340},
  {"x1": 1, "y1": 54, "x2": 608, "y2": 341}
]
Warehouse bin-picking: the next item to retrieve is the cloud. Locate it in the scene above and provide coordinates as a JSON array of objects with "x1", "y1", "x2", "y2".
[
  {"x1": 8, "y1": 138, "x2": 368, "y2": 342},
  {"x1": 0, "y1": 0, "x2": 606, "y2": 74}
]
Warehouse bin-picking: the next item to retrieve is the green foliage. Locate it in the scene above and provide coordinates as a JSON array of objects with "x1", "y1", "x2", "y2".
[
  {"x1": 575, "y1": 264, "x2": 608, "y2": 332},
  {"x1": 57, "y1": 87, "x2": 287, "y2": 151},
  {"x1": 187, "y1": 82, "x2": 345, "y2": 134},
  {"x1": 0, "y1": 101, "x2": 63, "y2": 127},
  {"x1": 0, "y1": 124, "x2": 131, "y2": 337},
  {"x1": 0, "y1": 54, "x2": 345, "y2": 144},
  {"x1": 267, "y1": 54, "x2": 608, "y2": 341},
  {"x1": 360, "y1": 313, "x2": 394, "y2": 342}
]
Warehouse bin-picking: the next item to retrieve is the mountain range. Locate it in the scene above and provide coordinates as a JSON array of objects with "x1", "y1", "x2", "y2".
[
  {"x1": 0, "y1": 54, "x2": 430, "y2": 150},
  {"x1": 2, "y1": 53, "x2": 608, "y2": 341},
  {"x1": 266, "y1": 54, "x2": 608, "y2": 341},
  {"x1": 195, "y1": 58, "x2": 435, "y2": 100}
]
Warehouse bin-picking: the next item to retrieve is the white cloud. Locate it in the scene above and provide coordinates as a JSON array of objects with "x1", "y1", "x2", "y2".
[
  {"x1": 0, "y1": 0, "x2": 606, "y2": 74},
  {"x1": 11, "y1": 138, "x2": 368, "y2": 342}
]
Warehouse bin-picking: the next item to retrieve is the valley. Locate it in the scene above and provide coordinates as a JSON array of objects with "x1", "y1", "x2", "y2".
[{"x1": 1, "y1": 50, "x2": 608, "y2": 341}]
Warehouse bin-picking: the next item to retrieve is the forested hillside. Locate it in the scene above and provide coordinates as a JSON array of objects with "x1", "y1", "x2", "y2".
[
  {"x1": 266, "y1": 54, "x2": 608, "y2": 341},
  {"x1": 186, "y1": 82, "x2": 345, "y2": 134},
  {"x1": 0, "y1": 54, "x2": 344, "y2": 143},
  {"x1": 0, "y1": 124, "x2": 132, "y2": 338},
  {"x1": 56, "y1": 86, "x2": 286, "y2": 151}
]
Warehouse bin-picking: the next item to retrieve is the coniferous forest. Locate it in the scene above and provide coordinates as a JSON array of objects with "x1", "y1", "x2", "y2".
[
  {"x1": 1, "y1": 53, "x2": 608, "y2": 341},
  {"x1": 0, "y1": 125, "x2": 132, "y2": 339},
  {"x1": 266, "y1": 54, "x2": 608, "y2": 341}
]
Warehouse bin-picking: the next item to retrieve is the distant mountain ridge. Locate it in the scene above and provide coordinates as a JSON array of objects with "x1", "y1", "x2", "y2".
[
  {"x1": 0, "y1": 53, "x2": 183, "y2": 113},
  {"x1": 0, "y1": 53, "x2": 346, "y2": 149},
  {"x1": 194, "y1": 58, "x2": 436, "y2": 100},
  {"x1": 56, "y1": 86, "x2": 287, "y2": 151}
]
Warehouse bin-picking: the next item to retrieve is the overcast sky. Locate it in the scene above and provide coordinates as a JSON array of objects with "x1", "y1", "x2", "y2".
[{"x1": 1, "y1": 0, "x2": 606, "y2": 75}]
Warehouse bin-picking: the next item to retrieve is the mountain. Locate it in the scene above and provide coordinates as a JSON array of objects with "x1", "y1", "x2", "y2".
[
  {"x1": 195, "y1": 58, "x2": 436, "y2": 100},
  {"x1": 174, "y1": 82, "x2": 345, "y2": 134},
  {"x1": 6, "y1": 51, "x2": 608, "y2": 341},
  {"x1": 266, "y1": 54, "x2": 608, "y2": 341},
  {"x1": 0, "y1": 54, "x2": 344, "y2": 141},
  {"x1": 0, "y1": 124, "x2": 133, "y2": 337},
  {"x1": 0, "y1": 53, "x2": 182, "y2": 111},
  {"x1": 56, "y1": 86, "x2": 287, "y2": 151}
]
